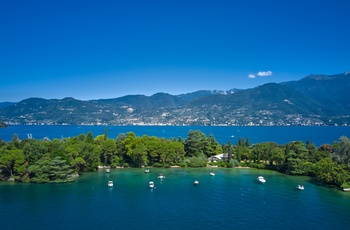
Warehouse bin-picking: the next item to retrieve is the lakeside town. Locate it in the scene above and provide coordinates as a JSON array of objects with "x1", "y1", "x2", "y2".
[{"x1": 2, "y1": 106, "x2": 334, "y2": 126}]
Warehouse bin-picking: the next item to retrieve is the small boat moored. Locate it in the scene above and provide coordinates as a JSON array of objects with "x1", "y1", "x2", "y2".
[
  {"x1": 343, "y1": 188, "x2": 350, "y2": 192},
  {"x1": 158, "y1": 173, "x2": 165, "y2": 179},
  {"x1": 297, "y1": 184, "x2": 304, "y2": 190},
  {"x1": 108, "y1": 181, "x2": 113, "y2": 187},
  {"x1": 210, "y1": 172, "x2": 215, "y2": 176},
  {"x1": 144, "y1": 168, "x2": 150, "y2": 173},
  {"x1": 194, "y1": 180, "x2": 199, "y2": 185},
  {"x1": 257, "y1": 176, "x2": 266, "y2": 183},
  {"x1": 105, "y1": 168, "x2": 110, "y2": 173},
  {"x1": 149, "y1": 181, "x2": 155, "y2": 188}
]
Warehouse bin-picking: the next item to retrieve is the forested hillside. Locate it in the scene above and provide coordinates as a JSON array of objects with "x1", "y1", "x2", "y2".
[{"x1": 0, "y1": 73, "x2": 349, "y2": 126}]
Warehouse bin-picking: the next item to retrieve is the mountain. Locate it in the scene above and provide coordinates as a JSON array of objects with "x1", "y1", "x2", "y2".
[
  {"x1": 282, "y1": 73, "x2": 350, "y2": 115},
  {"x1": 0, "y1": 102, "x2": 15, "y2": 109},
  {"x1": 0, "y1": 73, "x2": 349, "y2": 126},
  {"x1": 177, "y1": 89, "x2": 239, "y2": 103},
  {"x1": 190, "y1": 83, "x2": 325, "y2": 113}
]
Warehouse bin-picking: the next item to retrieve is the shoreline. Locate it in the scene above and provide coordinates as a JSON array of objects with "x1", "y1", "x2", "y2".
[{"x1": 98, "y1": 165, "x2": 251, "y2": 169}]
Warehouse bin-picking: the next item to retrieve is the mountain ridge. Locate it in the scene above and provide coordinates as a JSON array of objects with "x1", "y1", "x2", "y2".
[{"x1": 1, "y1": 72, "x2": 349, "y2": 126}]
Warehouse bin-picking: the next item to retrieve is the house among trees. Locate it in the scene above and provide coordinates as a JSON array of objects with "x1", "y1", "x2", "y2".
[{"x1": 208, "y1": 153, "x2": 228, "y2": 162}]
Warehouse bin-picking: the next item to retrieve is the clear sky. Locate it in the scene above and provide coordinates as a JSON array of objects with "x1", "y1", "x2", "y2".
[{"x1": 1, "y1": 0, "x2": 349, "y2": 102}]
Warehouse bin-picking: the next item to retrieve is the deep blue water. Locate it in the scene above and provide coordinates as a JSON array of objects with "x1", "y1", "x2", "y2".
[
  {"x1": 1, "y1": 168, "x2": 349, "y2": 230},
  {"x1": 1, "y1": 126, "x2": 350, "y2": 229},
  {"x1": 1, "y1": 125, "x2": 350, "y2": 146}
]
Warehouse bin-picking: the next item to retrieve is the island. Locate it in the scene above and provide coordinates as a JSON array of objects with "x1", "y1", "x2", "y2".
[{"x1": 0, "y1": 130, "x2": 349, "y2": 190}]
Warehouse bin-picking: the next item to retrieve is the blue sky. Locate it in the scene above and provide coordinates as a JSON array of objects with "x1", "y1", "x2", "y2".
[{"x1": 1, "y1": 0, "x2": 349, "y2": 102}]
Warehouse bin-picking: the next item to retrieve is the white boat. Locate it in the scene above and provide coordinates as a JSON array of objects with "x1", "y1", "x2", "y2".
[
  {"x1": 257, "y1": 176, "x2": 266, "y2": 183},
  {"x1": 194, "y1": 180, "x2": 199, "y2": 185},
  {"x1": 105, "y1": 168, "x2": 110, "y2": 173},
  {"x1": 144, "y1": 169, "x2": 150, "y2": 173},
  {"x1": 149, "y1": 181, "x2": 155, "y2": 188},
  {"x1": 158, "y1": 173, "x2": 165, "y2": 179},
  {"x1": 343, "y1": 188, "x2": 350, "y2": 192},
  {"x1": 108, "y1": 181, "x2": 113, "y2": 187},
  {"x1": 297, "y1": 184, "x2": 304, "y2": 190},
  {"x1": 210, "y1": 172, "x2": 215, "y2": 176}
]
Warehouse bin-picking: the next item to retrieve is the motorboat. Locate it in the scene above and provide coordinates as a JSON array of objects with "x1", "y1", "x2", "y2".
[
  {"x1": 149, "y1": 181, "x2": 155, "y2": 188},
  {"x1": 194, "y1": 180, "x2": 199, "y2": 185},
  {"x1": 257, "y1": 176, "x2": 266, "y2": 183},
  {"x1": 105, "y1": 168, "x2": 110, "y2": 173},
  {"x1": 158, "y1": 173, "x2": 165, "y2": 179},
  {"x1": 108, "y1": 181, "x2": 113, "y2": 187},
  {"x1": 210, "y1": 172, "x2": 215, "y2": 176},
  {"x1": 144, "y1": 169, "x2": 150, "y2": 173},
  {"x1": 297, "y1": 184, "x2": 304, "y2": 190},
  {"x1": 343, "y1": 188, "x2": 350, "y2": 192}
]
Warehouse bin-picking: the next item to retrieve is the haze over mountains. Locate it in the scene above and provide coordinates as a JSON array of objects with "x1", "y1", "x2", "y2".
[{"x1": 1, "y1": 73, "x2": 349, "y2": 126}]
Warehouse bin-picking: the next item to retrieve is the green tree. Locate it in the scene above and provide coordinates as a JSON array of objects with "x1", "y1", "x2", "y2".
[
  {"x1": 71, "y1": 156, "x2": 87, "y2": 173},
  {"x1": 123, "y1": 132, "x2": 137, "y2": 156},
  {"x1": 332, "y1": 136, "x2": 350, "y2": 166},
  {"x1": 251, "y1": 143, "x2": 267, "y2": 164},
  {"x1": 142, "y1": 136, "x2": 160, "y2": 164},
  {"x1": 85, "y1": 131, "x2": 94, "y2": 144},
  {"x1": 104, "y1": 127, "x2": 109, "y2": 140},
  {"x1": 184, "y1": 130, "x2": 210, "y2": 157},
  {"x1": 9, "y1": 133, "x2": 20, "y2": 149},
  {"x1": 28, "y1": 156, "x2": 74, "y2": 183},
  {"x1": 28, "y1": 156, "x2": 51, "y2": 183},
  {"x1": 122, "y1": 132, "x2": 140, "y2": 165},
  {"x1": 311, "y1": 145, "x2": 331, "y2": 163},
  {"x1": 100, "y1": 139, "x2": 117, "y2": 165},
  {"x1": 207, "y1": 133, "x2": 223, "y2": 157},
  {"x1": 78, "y1": 133, "x2": 86, "y2": 142},
  {"x1": 0, "y1": 148, "x2": 26, "y2": 180},
  {"x1": 156, "y1": 140, "x2": 169, "y2": 165},
  {"x1": 168, "y1": 141, "x2": 185, "y2": 165},
  {"x1": 225, "y1": 141, "x2": 234, "y2": 162},
  {"x1": 270, "y1": 146, "x2": 285, "y2": 169},
  {"x1": 131, "y1": 142, "x2": 148, "y2": 167},
  {"x1": 0, "y1": 138, "x2": 7, "y2": 148},
  {"x1": 314, "y1": 158, "x2": 350, "y2": 186},
  {"x1": 186, "y1": 153, "x2": 208, "y2": 167},
  {"x1": 23, "y1": 139, "x2": 49, "y2": 164},
  {"x1": 283, "y1": 141, "x2": 311, "y2": 175},
  {"x1": 48, "y1": 139, "x2": 67, "y2": 160},
  {"x1": 115, "y1": 133, "x2": 127, "y2": 163},
  {"x1": 79, "y1": 142, "x2": 100, "y2": 171},
  {"x1": 237, "y1": 137, "x2": 250, "y2": 147}
]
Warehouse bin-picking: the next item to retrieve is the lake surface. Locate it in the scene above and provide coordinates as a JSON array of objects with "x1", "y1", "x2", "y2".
[
  {"x1": 1, "y1": 168, "x2": 349, "y2": 230},
  {"x1": 1, "y1": 125, "x2": 350, "y2": 146},
  {"x1": 1, "y1": 126, "x2": 350, "y2": 229}
]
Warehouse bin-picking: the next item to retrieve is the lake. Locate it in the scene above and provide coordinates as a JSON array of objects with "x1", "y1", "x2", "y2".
[
  {"x1": 1, "y1": 126, "x2": 350, "y2": 229},
  {"x1": 1, "y1": 168, "x2": 349, "y2": 230},
  {"x1": 1, "y1": 125, "x2": 350, "y2": 146}
]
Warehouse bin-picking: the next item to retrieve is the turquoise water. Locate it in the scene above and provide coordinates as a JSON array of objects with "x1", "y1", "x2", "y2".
[
  {"x1": 1, "y1": 168, "x2": 349, "y2": 230},
  {"x1": 1, "y1": 126, "x2": 350, "y2": 229},
  {"x1": 2, "y1": 125, "x2": 350, "y2": 146}
]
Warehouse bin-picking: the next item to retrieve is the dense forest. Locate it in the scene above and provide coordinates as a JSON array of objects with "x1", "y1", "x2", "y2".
[{"x1": 0, "y1": 129, "x2": 349, "y2": 189}]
